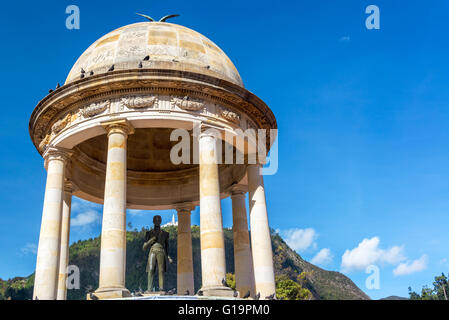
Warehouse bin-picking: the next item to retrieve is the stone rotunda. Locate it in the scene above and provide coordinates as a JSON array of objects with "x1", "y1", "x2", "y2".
[{"x1": 29, "y1": 20, "x2": 277, "y2": 300}]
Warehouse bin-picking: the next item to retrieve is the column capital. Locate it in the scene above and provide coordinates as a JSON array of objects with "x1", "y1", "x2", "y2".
[
  {"x1": 101, "y1": 119, "x2": 135, "y2": 137},
  {"x1": 43, "y1": 146, "x2": 73, "y2": 161},
  {"x1": 230, "y1": 184, "x2": 248, "y2": 196},
  {"x1": 175, "y1": 203, "x2": 195, "y2": 214},
  {"x1": 199, "y1": 123, "x2": 223, "y2": 139},
  {"x1": 43, "y1": 146, "x2": 73, "y2": 169}
]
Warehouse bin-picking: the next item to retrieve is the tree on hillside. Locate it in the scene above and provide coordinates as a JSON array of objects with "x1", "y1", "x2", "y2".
[
  {"x1": 408, "y1": 273, "x2": 449, "y2": 300},
  {"x1": 433, "y1": 273, "x2": 448, "y2": 300},
  {"x1": 2, "y1": 226, "x2": 367, "y2": 300},
  {"x1": 275, "y1": 273, "x2": 312, "y2": 300}
]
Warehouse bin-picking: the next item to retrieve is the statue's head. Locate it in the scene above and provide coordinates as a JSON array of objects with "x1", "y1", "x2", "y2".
[{"x1": 153, "y1": 215, "x2": 162, "y2": 227}]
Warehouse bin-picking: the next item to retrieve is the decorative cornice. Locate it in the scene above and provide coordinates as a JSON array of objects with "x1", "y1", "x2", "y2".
[{"x1": 29, "y1": 69, "x2": 277, "y2": 155}]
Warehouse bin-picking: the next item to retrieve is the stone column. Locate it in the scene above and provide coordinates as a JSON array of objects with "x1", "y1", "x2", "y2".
[
  {"x1": 95, "y1": 119, "x2": 134, "y2": 299},
  {"x1": 198, "y1": 129, "x2": 232, "y2": 296},
  {"x1": 56, "y1": 181, "x2": 72, "y2": 300},
  {"x1": 33, "y1": 147, "x2": 72, "y2": 300},
  {"x1": 176, "y1": 204, "x2": 195, "y2": 295},
  {"x1": 231, "y1": 184, "x2": 255, "y2": 298},
  {"x1": 247, "y1": 164, "x2": 276, "y2": 299}
]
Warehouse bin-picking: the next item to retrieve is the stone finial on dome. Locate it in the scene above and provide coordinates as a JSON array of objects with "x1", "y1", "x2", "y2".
[{"x1": 136, "y1": 13, "x2": 180, "y2": 22}]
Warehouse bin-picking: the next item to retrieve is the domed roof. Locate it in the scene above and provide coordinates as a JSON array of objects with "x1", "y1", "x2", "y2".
[{"x1": 65, "y1": 22, "x2": 243, "y2": 87}]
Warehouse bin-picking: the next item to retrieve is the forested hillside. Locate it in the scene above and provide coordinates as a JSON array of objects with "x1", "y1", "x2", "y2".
[{"x1": 0, "y1": 226, "x2": 369, "y2": 300}]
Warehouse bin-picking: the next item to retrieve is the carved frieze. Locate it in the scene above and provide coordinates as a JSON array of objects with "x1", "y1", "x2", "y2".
[
  {"x1": 52, "y1": 113, "x2": 72, "y2": 134},
  {"x1": 220, "y1": 107, "x2": 240, "y2": 124},
  {"x1": 29, "y1": 71, "x2": 277, "y2": 156},
  {"x1": 120, "y1": 96, "x2": 157, "y2": 109},
  {"x1": 172, "y1": 96, "x2": 204, "y2": 111},
  {"x1": 81, "y1": 100, "x2": 110, "y2": 117},
  {"x1": 39, "y1": 134, "x2": 51, "y2": 151}
]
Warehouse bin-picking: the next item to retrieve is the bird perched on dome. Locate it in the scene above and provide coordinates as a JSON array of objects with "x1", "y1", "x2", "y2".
[{"x1": 136, "y1": 13, "x2": 180, "y2": 22}]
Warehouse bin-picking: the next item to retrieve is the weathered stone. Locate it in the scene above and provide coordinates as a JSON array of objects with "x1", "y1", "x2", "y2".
[{"x1": 30, "y1": 21, "x2": 277, "y2": 300}]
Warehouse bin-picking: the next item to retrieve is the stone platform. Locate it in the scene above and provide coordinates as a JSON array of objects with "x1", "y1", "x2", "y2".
[
  {"x1": 111, "y1": 295, "x2": 244, "y2": 300},
  {"x1": 105, "y1": 289, "x2": 243, "y2": 300}
]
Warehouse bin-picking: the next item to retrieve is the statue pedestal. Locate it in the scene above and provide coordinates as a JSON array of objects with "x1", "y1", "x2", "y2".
[
  {"x1": 88, "y1": 288, "x2": 131, "y2": 300},
  {"x1": 200, "y1": 286, "x2": 235, "y2": 297},
  {"x1": 106, "y1": 294, "x2": 243, "y2": 300},
  {"x1": 142, "y1": 291, "x2": 167, "y2": 297}
]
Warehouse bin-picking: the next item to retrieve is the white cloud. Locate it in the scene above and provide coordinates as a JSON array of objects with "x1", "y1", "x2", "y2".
[
  {"x1": 71, "y1": 210, "x2": 100, "y2": 227},
  {"x1": 341, "y1": 237, "x2": 406, "y2": 272},
  {"x1": 339, "y1": 36, "x2": 350, "y2": 42},
  {"x1": 393, "y1": 255, "x2": 428, "y2": 276},
  {"x1": 70, "y1": 197, "x2": 102, "y2": 228},
  {"x1": 280, "y1": 228, "x2": 317, "y2": 252},
  {"x1": 381, "y1": 245, "x2": 407, "y2": 265},
  {"x1": 71, "y1": 197, "x2": 102, "y2": 212},
  {"x1": 311, "y1": 248, "x2": 333, "y2": 266},
  {"x1": 127, "y1": 209, "x2": 146, "y2": 217},
  {"x1": 21, "y1": 243, "x2": 37, "y2": 255}
]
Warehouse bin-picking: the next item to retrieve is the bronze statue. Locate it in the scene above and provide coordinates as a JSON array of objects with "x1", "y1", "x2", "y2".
[{"x1": 143, "y1": 215, "x2": 172, "y2": 292}]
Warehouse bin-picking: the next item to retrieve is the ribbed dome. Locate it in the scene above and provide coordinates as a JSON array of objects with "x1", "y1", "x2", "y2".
[{"x1": 65, "y1": 22, "x2": 243, "y2": 87}]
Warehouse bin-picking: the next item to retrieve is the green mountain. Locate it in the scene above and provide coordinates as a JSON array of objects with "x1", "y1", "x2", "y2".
[{"x1": 0, "y1": 226, "x2": 369, "y2": 300}]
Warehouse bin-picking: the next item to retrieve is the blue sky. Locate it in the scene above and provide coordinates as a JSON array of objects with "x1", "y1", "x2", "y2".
[{"x1": 1, "y1": 0, "x2": 449, "y2": 299}]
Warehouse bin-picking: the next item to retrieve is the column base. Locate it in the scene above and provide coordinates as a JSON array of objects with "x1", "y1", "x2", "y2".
[
  {"x1": 199, "y1": 286, "x2": 235, "y2": 297},
  {"x1": 88, "y1": 288, "x2": 131, "y2": 300}
]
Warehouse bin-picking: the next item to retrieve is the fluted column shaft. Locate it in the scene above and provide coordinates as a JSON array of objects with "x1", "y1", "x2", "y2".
[
  {"x1": 199, "y1": 130, "x2": 230, "y2": 295},
  {"x1": 247, "y1": 164, "x2": 276, "y2": 299},
  {"x1": 33, "y1": 147, "x2": 71, "y2": 300},
  {"x1": 176, "y1": 205, "x2": 195, "y2": 295},
  {"x1": 56, "y1": 182, "x2": 72, "y2": 300},
  {"x1": 231, "y1": 186, "x2": 255, "y2": 297},
  {"x1": 96, "y1": 120, "x2": 133, "y2": 298}
]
